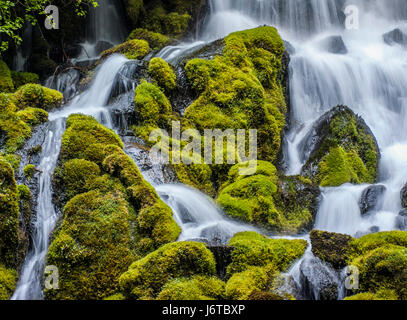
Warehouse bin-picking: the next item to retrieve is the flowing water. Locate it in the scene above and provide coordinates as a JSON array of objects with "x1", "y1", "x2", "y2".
[{"x1": 13, "y1": 0, "x2": 407, "y2": 300}]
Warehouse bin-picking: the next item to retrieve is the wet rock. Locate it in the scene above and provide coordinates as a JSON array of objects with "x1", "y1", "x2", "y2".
[
  {"x1": 383, "y1": 28, "x2": 407, "y2": 46},
  {"x1": 355, "y1": 226, "x2": 381, "y2": 238},
  {"x1": 65, "y1": 44, "x2": 83, "y2": 59},
  {"x1": 283, "y1": 40, "x2": 296, "y2": 55},
  {"x1": 401, "y1": 183, "x2": 407, "y2": 208},
  {"x1": 310, "y1": 230, "x2": 353, "y2": 269},
  {"x1": 396, "y1": 210, "x2": 407, "y2": 230},
  {"x1": 359, "y1": 185, "x2": 386, "y2": 215},
  {"x1": 318, "y1": 35, "x2": 348, "y2": 54},
  {"x1": 95, "y1": 40, "x2": 113, "y2": 55},
  {"x1": 207, "y1": 245, "x2": 233, "y2": 280}
]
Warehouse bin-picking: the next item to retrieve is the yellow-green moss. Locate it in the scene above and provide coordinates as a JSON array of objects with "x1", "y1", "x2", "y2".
[
  {"x1": 127, "y1": 28, "x2": 170, "y2": 50},
  {"x1": 119, "y1": 241, "x2": 216, "y2": 299},
  {"x1": 23, "y1": 164, "x2": 36, "y2": 180},
  {"x1": 12, "y1": 84, "x2": 63, "y2": 111},
  {"x1": 344, "y1": 289, "x2": 399, "y2": 301},
  {"x1": 11, "y1": 71, "x2": 39, "y2": 90},
  {"x1": 0, "y1": 60, "x2": 14, "y2": 93},
  {"x1": 0, "y1": 264, "x2": 17, "y2": 300},
  {"x1": 16, "y1": 107, "x2": 48, "y2": 126},
  {"x1": 227, "y1": 231, "x2": 308, "y2": 275},
  {"x1": 148, "y1": 57, "x2": 176, "y2": 93},
  {"x1": 157, "y1": 276, "x2": 225, "y2": 300},
  {"x1": 101, "y1": 39, "x2": 150, "y2": 60}
]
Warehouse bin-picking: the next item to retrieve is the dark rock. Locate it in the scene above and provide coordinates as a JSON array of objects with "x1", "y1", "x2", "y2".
[
  {"x1": 207, "y1": 245, "x2": 234, "y2": 280},
  {"x1": 65, "y1": 44, "x2": 83, "y2": 59},
  {"x1": 318, "y1": 35, "x2": 348, "y2": 54},
  {"x1": 95, "y1": 41, "x2": 114, "y2": 56},
  {"x1": 359, "y1": 185, "x2": 386, "y2": 215},
  {"x1": 401, "y1": 183, "x2": 407, "y2": 208},
  {"x1": 396, "y1": 210, "x2": 407, "y2": 230},
  {"x1": 284, "y1": 40, "x2": 296, "y2": 55},
  {"x1": 383, "y1": 28, "x2": 407, "y2": 46},
  {"x1": 310, "y1": 230, "x2": 353, "y2": 269}
]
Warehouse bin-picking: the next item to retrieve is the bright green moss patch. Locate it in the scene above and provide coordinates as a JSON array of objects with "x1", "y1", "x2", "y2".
[
  {"x1": 16, "y1": 107, "x2": 48, "y2": 126},
  {"x1": 302, "y1": 106, "x2": 379, "y2": 187},
  {"x1": 345, "y1": 289, "x2": 398, "y2": 301},
  {"x1": 217, "y1": 162, "x2": 317, "y2": 234},
  {"x1": 0, "y1": 264, "x2": 17, "y2": 300},
  {"x1": 23, "y1": 164, "x2": 36, "y2": 180},
  {"x1": 11, "y1": 71, "x2": 39, "y2": 90},
  {"x1": 12, "y1": 84, "x2": 63, "y2": 111},
  {"x1": 119, "y1": 242, "x2": 216, "y2": 299},
  {"x1": 127, "y1": 28, "x2": 170, "y2": 51},
  {"x1": 148, "y1": 57, "x2": 177, "y2": 94},
  {"x1": 101, "y1": 39, "x2": 150, "y2": 60},
  {"x1": 227, "y1": 231, "x2": 308, "y2": 275},
  {"x1": 0, "y1": 157, "x2": 19, "y2": 268},
  {"x1": 0, "y1": 60, "x2": 14, "y2": 93},
  {"x1": 157, "y1": 276, "x2": 225, "y2": 300}
]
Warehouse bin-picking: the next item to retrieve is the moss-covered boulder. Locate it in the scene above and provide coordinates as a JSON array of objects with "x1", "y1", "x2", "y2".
[
  {"x1": 310, "y1": 230, "x2": 353, "y2": 269},
  {"x1": 119, "y1": 242, "x2": 216, "y2": 299},
  {"x1": 0, "y1": 60, "x2": 14, "y2": 93},
  {"x1": 127, "y1": 28, "x2": 171, "y2": 51},
  {"x1": 226, "y1": 232, "x2": 308, "y2": 276},
  {"x1": 301, "y1": 105, "x2": 379, "y2": 187},
  {"x1": 12, "y1": 84, "x2": 63, "y2": 111},
  {"x1": 148, "y1": 57, "x2": 177, "y2": 94},
  {"x1": 0, "y1": 264, "x2": 17, "y2": 300},
  {"x1": 157, "y1": 276, "x2": 225, "y2": 300},
  {"x1": 10, "y1": 71, "x2": 39, "y2": 90},
  {"x1": 345, "y1": 289, "x2": 399, "y2": 300},
  {"x1": 217, "y1": 161, "x2": 319, "y2": 234},
  {"x1": 101, "y1": 40, "x2": 150, "y2": 60}
]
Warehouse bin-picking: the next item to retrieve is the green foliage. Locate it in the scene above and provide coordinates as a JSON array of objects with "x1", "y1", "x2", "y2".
[
  {"x1": 101, "y1": 39, "x2": 150, "y2": 60},
  {"x1": 127, "y1": 28, "x2": 170, "y2": 51},
  {"x1": 23, "y1": 164, "x2": 35, "y2": 180},
  {"x1": 11, "y1": 71, "x2": 39, "y2": 90},
  {"x1": 148, "y1": 57, "x2": 176, "y2": 94},
  {"x1": 227, "y1": 231, "x2": 308, "y2": 275},
  {"x1": 217, "y1": 162, "x2": 316, "y2": 233},
  {"x1": 0, "y1": 156, "x2": 19, "y2": 268},
  {"x1": 119, "y1": 242, "x2": 216, "y2": 299},
  {"x1": 0, "y1": 60, "x2": 14, "y2": 92},
  {"x1": 124, "y1": 0, "x2": 144, "y2": 26},
  {"x1": 0, "y1": 264, "x2": 17, "y2": 300},
  {"x1": 157, "y1": 276, "x2": 225, "y2": 300},
  {"x1": 12, "y1": 84, "x2": 63, "y2": 111}
]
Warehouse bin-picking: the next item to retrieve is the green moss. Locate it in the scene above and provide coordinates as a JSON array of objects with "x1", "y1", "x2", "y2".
[
  {"x1": 17, "y1": 185, "x2": 32, "y2": 235},
  {"x1": 0, "y1": 157, "x2": 19, "y2": 268},
  {"x1": 119, "y1": 241, "x2": 216, "y2": 299},
  {"x1": 0, "y1": 60, "x2": 14, "y2": 93},
  {"x1": 62, "y1": 159, "x2": 101, "y2": 200},
  {"x1": 124, "y1": 0, "x2": 144, "y2": 26},
  {"x1": 104, "y1": 293, "x2": 126, "y2": 300},
  {"x1": 148, "y1": 57, "x2": 176, "y2": 93},
  {"x1": 344, "y1": 289, "x2": 399, "y2": 301},
  {"x1": 12, "y1": 84, "x2": 63, "y2": 111},
  {"x1": 61, "y1": 114, "x2": 123, "y2": 161},
  {"x1": 0, "y1": 264, "x2": 17, "y2": 300},
  {"x1": 16, "y1": 107, "x2": 48, "y2": 126},
  {"x1": 45, "y1": 191, "x2": 136, "y2": 300},
  {"x1": 101, "y1": 40, "x2": 150, "y2": 60},
  {"x1": 23, "y1": 164, "x2": 36, "y2": 180},
  {"x1": 3, "y1": 154, "x2": 20, "y2": 171},
  {"x1": 217, "y1": 162, "x2": 316, "y2": 233},
  {"x1": 127, "y1": 28, "x2": 170, "y2": 51},
  {"x1": 11, "y1": 71, "x2": 39, "y2": 90},
  {"x1": 225, "y1": 265, "x2": 277, "y2": 300},
  {"x1": 227, "y1": 231, "x2": 308, "y2": 275},
  {"x1": 157, "y1": 276, "x2": 225, "y2": 300}
]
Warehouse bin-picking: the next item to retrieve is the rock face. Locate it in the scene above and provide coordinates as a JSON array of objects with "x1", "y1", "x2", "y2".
[
  {"x1": 207, "y1": 245, "x2": 234, "y2": 280},
  {"x1": 310, "y1": 230, "x2": 353, "y2": 269},
  {"x1": 396, "y1": 210, "x2": 407, "y2": 230},
  {"x1": 359, "y1": 185, "x2": 386, "y2": 215},
  {"x1": 301, "y1": 105, "x2": 380, "y2": 187},
  {"x1": 318, "y1": 35, "x2": 348, "y2": 54},
  {"x1": 401, "y1": 183, "x2": 407, "y2": 208},
  {"x1": 383, "y1": 28, "x2": 407, "y2": 46}
]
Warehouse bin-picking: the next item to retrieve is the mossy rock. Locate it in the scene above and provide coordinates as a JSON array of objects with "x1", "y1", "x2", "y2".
[
  {"x1": 301, "y1": 105, "x2": 379, "y2": 187},
  {"x1": 119, "y1": 241, "x2": 217, "y2": 299},
  {"x1": 217, "y1": 161, "x2": 318, "y2": 234},
  {"x1": 148, "y1": 57, "x2": 177, "y2": 94},
  {"x1": 23, "y1": 164, "x2": 36, "y2": 180},
  {"x1": 0, "y1": 157, "x2": 19, "y2": 268},
  {"x1": 226, "y1": 231, "x2": 308, "y2": 276},
  {"x1": 0, "y1": 264, "x2": 17, "y2": 300},
  {"x1": 101, "y1": 39, "x2": 150, "y2": 60},
  {"x1": 0, "y1": 60, "x2": 14, "y2": 93},
  {"x1": 157, "y1": 276, "x2": 225, "y2": 300},
  {"x1": 344, "y1": 289, "x2": 399, "y2": 300},
  {"x1": 16, "y1": 107, "x2": 48, "y2": 127},
  {"x1": 310, "y1": 230, "x2": 353, "y2": 269},
  {"x1": 11, "y1": 71, "x2": 39, "y2": 90},
  {"x1": 127, "y1": 28, "x2": 170, "y2": 51},
  {"x1": 12, "y1": 84, "x2": 63, "y2": 111}
]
